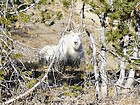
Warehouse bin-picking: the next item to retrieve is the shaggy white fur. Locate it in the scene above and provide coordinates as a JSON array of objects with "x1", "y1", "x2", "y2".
[
  {"x1": 59, "y1": 32, "x2": 84, "y2": 63},
  {"x1": 38, "y1": 32, "x2": 84, "y2": 66},
  {"x1": 38, "y1": 45, "x2": 63, "y2": 64}
]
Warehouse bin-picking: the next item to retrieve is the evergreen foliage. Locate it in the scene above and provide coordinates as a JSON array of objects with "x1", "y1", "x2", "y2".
[{"x1": 88, "y1": 0, "x2": 139, "y2": 57}]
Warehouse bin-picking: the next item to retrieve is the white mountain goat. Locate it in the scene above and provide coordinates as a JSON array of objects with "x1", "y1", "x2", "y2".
[{"x1": 38, "y1": 32, "x2": 85, "y2": 67}]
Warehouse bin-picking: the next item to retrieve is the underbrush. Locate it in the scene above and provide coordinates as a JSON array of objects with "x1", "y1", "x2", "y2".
[{"x1": 0, "y1": 61, "x2": 139, "y2": 105}]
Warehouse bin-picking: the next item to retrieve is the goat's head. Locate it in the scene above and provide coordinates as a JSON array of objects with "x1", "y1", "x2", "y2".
[{"x1": 69, "y1": 32, "x2": 82, "y2": 51}]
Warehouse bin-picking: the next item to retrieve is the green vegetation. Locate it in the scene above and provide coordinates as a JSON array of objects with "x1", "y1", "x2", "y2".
[
  {"x1": 0, "y1": 70, "x2": 4, "y2": 80},
  {"x1": 89, "y1": 0, "x2": 139, "y2": 59},
  {"x1": 63, "y1": 83, "x2": 83, "y2": 97},
  {"x1": 62, "y1": 0, "x2": 71, "y2": 8},
  {"x1": 26, "y1": 79, "x2": 37, "y2": 88}
]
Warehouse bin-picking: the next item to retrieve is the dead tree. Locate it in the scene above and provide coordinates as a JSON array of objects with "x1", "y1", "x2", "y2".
[
  {"x1": 81, "y1": 2, "x2": 108, "y2": 99},
  {"x1": 99, "y1": 14, "x2": 108, "y2": 98}
]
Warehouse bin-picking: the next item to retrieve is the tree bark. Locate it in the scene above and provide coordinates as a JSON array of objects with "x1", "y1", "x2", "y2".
[
  {"x1": 81, "y1": 3, "x2": 100, "y2": 99},
  {"x1": 90, "y1": 32, "x2": 100, "y2": 98},
  {"x1": 124, "y1": 23, "x2": 139, "y2": 91},
  {"x1": 100, "y1": 27, "x2": 108, "y2": 98},
  {"x1": 108, "y1": 0, "x2": 113, "y2": 6},
  {"x1": 125, "y1": 68, "x2": 135, "y2": 89},
  {"x1": 84, "y1": 29, "x2": 100, "y2": 98},
  {"x1": 115, "y1": 35, "x2": 127, "y2": 96},
  {"x1": 116, "y1": 57, "x2": 126, "y2": 86}
]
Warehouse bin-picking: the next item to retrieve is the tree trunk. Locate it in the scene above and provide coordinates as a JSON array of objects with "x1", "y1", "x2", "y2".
[
  {"x1": 115, "y1": 35, "x2": 127, "y2": 95},
  {"x1": 81, "y1": 2, "x2": 100, "y2": 99},
  {"x1": 91, "y1": 35, "x2": 100, "y2": 98},
  {"x1": 125, "y1": 46, "x2": 138, "y2": 91},
  {"x1": 85, "y1": 29, "x2": 100, "y2": 98},
  {"x1": 108, "y1": 0, "x2": 113, "y2": 6},
  {"x1": 116, "y1": 57, "x2": 126, "y2": 86},
  {"x1": 134, "y1": 46, "x2": 139, "y2": 57},
  {"x1": 125, "y1": 68, "x2": 135, "y2": 89},
  {"x1": 100, "y1": 27, "x2": 108, "y2": 98}
]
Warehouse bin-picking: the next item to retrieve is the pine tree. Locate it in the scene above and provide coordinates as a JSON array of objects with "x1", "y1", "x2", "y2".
[
  {"x1": 106, "y1": 0, "x2": 139, "y2": 94},
  {"x1": 87, "y1": 0, "x2": 139, "y2": 96}
]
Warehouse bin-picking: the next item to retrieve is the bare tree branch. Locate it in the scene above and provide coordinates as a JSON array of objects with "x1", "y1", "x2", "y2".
[
  {"x1": 3, "y1": 47, "x2": 55, "y2": 104},
  {"x1": 10, "y1": 0, "x2": 40, "y2": 14},
  {"x1": 61, "y1": 0, "x2": 74, "y2": 35}
]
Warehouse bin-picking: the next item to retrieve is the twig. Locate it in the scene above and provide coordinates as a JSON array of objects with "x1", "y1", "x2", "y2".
[
  {"x1": 61, "y1": 0, "x2": 74, "y2": 35},
  {"x1": 0, "y1": 83, "x2": 15, "y2": 95},
  {"x1": 10, "y1": 0, "x2": 40, "y2": 14},
  {"x1": 114, "y1": 84, "x2": 131, "y2": 89},
  {"x1": 3, "y1": 52, "x2": 54, "y2": 104},
  {"x1": 106, "y1": 48, "x2": 122, "y2": 60}
]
